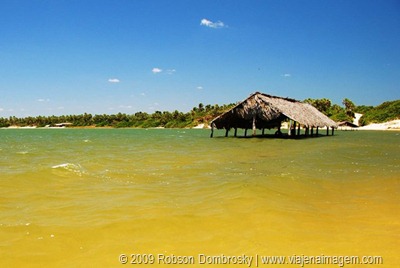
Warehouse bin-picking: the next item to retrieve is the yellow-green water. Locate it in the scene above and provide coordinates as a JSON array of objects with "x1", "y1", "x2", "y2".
[{"x1": 0, "y1": 129, "x2": 399, "y2": 267}]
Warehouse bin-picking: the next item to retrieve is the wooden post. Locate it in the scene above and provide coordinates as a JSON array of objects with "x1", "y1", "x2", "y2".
[
  {"x1": 331, "y1": 127, "x2": 335, "y2": 136},
  {"x1": 244, "y1": 129, "x2": 248, "y2": 137},
  {"x1": 252, "y1": 115, "x2": 257, "y2": 136},
  {"x1": 262, "y1": 128, "x2": 265, "y2": 136},
  {"x1": 316, "y1": 127, "x2": 319, "y2": 136},
  {"x1": 210, "y1": 125, "x2": 214, "y2": 138},
  {"x1": 311, "y1": 127, "x2": 314, "y2": 137},
  {"x1": 297, "y1": 124, "x2": 301, "y2": 136},
  {"x1": 225, "y1": 128, "x2": 229, "y2": 137},
  {"x1": 326, "y1": 126, "x2": 329, "y2": 136},
  {"x1": 305, "y1": 127, "x2": 309, "y2": 136},
  {"x1": 292, "y1": 121, "x2": 297, "y2": 136},
  {"x1": 234, "y1": 128, "x2": 237, "y2": 137},
  {"x1": 288, "y1": 120, "x2": 292, "y2": 136}
]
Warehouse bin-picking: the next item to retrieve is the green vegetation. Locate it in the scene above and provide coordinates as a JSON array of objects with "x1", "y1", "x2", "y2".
[
  {"x1": 0, "y1": 98, "x2": 398, "y2": 128},
  {"x1": 303, "y1": 98, "x2": 354, "y2": 122},
  {"x1": 355, "y1": 100, "x2": 400, "y2": 126},
  {"x1": 304, "y1": 98, "x2": 399, "y2": 126},
  {"x1": 0, "y1": 103, "x2": 235, "y2": 128}
]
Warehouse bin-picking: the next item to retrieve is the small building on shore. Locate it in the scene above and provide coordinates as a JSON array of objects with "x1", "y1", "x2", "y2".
[
  {"x1": 338, "y1": 121, "x2": 359, "y2": 131},
  {"x1": 210, "y1": 92, "x2": 337, "y2": 138},
  {"x1": 54, "y1": 123, "x2": 73, "y2": 128}
]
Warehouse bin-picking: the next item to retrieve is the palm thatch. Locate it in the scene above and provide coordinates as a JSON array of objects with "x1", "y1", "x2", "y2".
[{"x1": 211, "y1": 92, "x2": 337, "y2": 130}]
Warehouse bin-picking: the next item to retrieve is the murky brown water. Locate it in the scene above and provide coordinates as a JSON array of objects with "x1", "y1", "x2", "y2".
[{"x1": 0, "y1": 129, "x2": 399, "y2": 267}]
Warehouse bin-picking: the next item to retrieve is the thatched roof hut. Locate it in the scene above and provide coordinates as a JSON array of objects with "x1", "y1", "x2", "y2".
[{"x1": 210, "y1": 92, "x2": 337, "y2": 137}]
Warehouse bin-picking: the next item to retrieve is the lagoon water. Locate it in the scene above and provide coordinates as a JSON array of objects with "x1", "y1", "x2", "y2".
[{"x1": 0, "y1": 129, "x2": 399, "y2": 267}]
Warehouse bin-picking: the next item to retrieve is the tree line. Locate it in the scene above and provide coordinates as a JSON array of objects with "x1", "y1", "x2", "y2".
[
  {"x1": 0, "y1": 103, "x2": 235, "y2": 128},
  {"x1": 303, "y1": 98, "x2": 400, "y2": 125},
  {"x1": 0, "y1": 99, "x2": 398, "y2": 128}
]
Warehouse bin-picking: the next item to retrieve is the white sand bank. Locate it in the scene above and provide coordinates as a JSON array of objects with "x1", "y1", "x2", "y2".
[
  {"x1": 359, "y1": 119, "x2": 400, "y2": 130},
  {"x1": 193, "y1": 124, "x2": 205, "y2": 129}
]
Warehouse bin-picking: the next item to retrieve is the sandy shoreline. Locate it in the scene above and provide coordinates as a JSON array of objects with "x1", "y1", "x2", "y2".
[
  {"x1": 357, "y1": 119, "x2": 400, "y2": 131},
  {"x1": 2, "y1": 120, "x2": 400, "y2": 130}
]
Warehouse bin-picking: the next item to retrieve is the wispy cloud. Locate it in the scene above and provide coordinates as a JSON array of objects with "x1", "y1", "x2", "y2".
[
  {"x1": 281, "y1": 73, "x2": 291, "y2": 77},
  {"x1": 197, "y1": 86, "x2": 203, "y2": 90},
  {"x1": 37, "y1": 98, "x2": 50, "y2": 102},
  {"x1": 0, "y1": 108, "x2": 4, "y2": 112},
  {"x1": 166, "y1": 69, "x2": 176, "y2": 75},
  {"x1": 108, "y1": 78, "x2": 120, "y2": 83},
  {"x1": 152, "y1": 67, "x2": 162, "y2": 74},
  {"x1": 200, "y1": 18, "x2": 226, "y2": 29},
  {"x1": 119, "y1": 105, "x2": 133, "y2": 109}
]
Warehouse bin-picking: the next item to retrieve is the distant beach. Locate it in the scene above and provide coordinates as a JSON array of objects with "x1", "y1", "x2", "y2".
[
  {"x1": 3, "y1": 119, "x2": 400, "y2": 131},
  {"x1": 358, "y1": 119, "x2": 400, "y2": 131}
]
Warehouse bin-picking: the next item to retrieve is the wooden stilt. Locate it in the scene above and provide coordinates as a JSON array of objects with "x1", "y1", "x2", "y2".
[
  {"x1": 297, "y1": 124, "x2": 301, "y2": 136},
  {"x1": 311, "y1": 127, "x2": 314, "y2": 136},
  {"x1": 288, "y1": 120, "x2": 292, "y2": 136},
  {"x1": 331, "y1": 127, "x2": 335, "y2": 136},
  {"x1": 316, "y1": 127, "x2": 319, "y2": 136},
  {"x1": 244, "y1": 129, "x2": 248, "y2": 137},
  {"x1": 210, "y1": 125, "x2": 214, "y2": 138},
  {"x1": 252, "y1": 115, "x2": 257, "y2": 136},
  {"x1": 292, "y1": 121, "x2": 297, "y2": 136},
  {"x1": 225, "y1": 128, "x2": 229, "y2": 137},
  {"x1": 276, "y1": 126, "x2": 282, "y2": 137},
  {"x1": 234, "y1": 128, "x2": 237, "y2": 137},
  {"x1": 262, "y1": 128, "x2": 265, "y2": 136},
  {"x1": 326, "y1": 126, "x2": 329, "y2": 136}
]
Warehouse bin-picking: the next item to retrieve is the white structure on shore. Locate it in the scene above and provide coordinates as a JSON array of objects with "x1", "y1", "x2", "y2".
[{"x1": 353, "y1": 113, "x2": 363, "y2": 126}]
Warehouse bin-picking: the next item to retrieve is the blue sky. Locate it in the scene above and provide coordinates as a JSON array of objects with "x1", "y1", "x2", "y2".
[{"x1": 1, "y1": 0, "x2": 399, "y2": 117}]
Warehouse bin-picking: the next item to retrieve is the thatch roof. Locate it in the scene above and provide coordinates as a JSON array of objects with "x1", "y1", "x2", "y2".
[{"x1": 211, "y1": 92, "x2": 337, "y2": 130}]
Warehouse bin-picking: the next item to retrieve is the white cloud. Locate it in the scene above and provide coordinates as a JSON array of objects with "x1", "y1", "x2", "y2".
[
  {"x1": 200, "y1": 18, "x2": 226, "y2": 29},
  {"x1": 197, "y1": 86, "x2": 203, "y2": 90},
  {"x1": 108, "y1": 78, "x2": 120, "y2": 83},
  {"x1": 37, "y1": 98, "x2": 50, "y2": 102},
  {"x1": 0, "y1": 108, "x2": 4, "y2": 112},
  {"x1": 140, "y1": 92, "x2": 146, "y2": 96},
  {"x1": 281, "y1": 73, "x2": 291, "y2": 77},
  {"x1": 152, "y1": 68, "x2": 162, "y2": 74}
]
